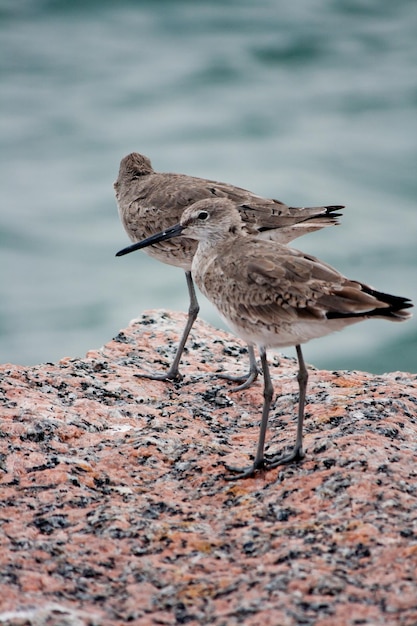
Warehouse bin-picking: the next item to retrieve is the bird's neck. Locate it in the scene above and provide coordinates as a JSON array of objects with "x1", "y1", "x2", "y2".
[{"x1": 192, "y1": 230, "x2": 244, "y2": 271}]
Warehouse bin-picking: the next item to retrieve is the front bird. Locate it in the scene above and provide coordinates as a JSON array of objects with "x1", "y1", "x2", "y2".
[{"x1": 116, "y1": 198, "x2": 412, "y2": 480}]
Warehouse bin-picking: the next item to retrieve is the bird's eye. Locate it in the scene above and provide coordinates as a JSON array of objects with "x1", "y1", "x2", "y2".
[{"x1": 197, "y1": 211, "x2": 209, "y2": 220}]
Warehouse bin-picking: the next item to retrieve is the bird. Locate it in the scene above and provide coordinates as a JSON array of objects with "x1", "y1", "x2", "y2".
[
  {"x1": 115, "y1": 197, "x2": 413, "y2": 480},
  {"x1": 115, "y1": 152, "x2": 344, "y2": 390}
]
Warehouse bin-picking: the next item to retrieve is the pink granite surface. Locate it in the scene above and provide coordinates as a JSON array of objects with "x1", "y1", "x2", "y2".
[{"x1": 1, "y1": 310, "x2": 417, "y2": 625}]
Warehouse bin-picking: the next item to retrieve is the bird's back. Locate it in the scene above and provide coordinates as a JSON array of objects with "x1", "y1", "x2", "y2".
[{"x1": 114, "y1": 152, "x2": 343, "y2": 269}]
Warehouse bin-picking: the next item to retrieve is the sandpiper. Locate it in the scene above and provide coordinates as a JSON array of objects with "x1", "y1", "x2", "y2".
[
  {"x1": 115, "y1": 152, "x2": 344, "y2": 389},
  {"x1": 116, "y1": 198, "x2": 413, "y2": 479}
]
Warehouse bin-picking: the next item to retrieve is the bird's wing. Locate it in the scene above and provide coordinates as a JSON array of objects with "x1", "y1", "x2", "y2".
[{"x1": 212, "y1": 242, "x2": 386, "y2": 325}]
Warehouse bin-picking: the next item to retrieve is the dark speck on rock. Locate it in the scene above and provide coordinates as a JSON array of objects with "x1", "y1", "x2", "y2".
[{"x1": 201, "y1": 387, "x2": 233, "y2": 407}]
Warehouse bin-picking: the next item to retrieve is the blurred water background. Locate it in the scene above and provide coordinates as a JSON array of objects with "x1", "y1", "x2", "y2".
[{"x1": 1, "y1": 0, "x2": 416, "y2": 374}]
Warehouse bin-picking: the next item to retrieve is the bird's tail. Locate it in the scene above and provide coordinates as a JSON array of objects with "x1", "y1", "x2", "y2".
[{"x1": 326, "y1": 285, "x2": 413, "y2": 322}]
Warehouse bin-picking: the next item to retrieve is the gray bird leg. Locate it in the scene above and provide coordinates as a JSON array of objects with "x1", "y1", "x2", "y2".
[
  {"x1": 135, "y1": 270, "x2": 199, "y2": 382},
  {"x1": 225, "y1": 344, "x2": 306, "y2": 480},
  {"x1": 265, "y1": 344, "x2": 306, "y2": 468}
]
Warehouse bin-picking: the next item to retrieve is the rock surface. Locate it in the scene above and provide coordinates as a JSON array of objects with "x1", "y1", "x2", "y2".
[{"x1": 1, "y1": 310, "x2": 417, "y2": 626}]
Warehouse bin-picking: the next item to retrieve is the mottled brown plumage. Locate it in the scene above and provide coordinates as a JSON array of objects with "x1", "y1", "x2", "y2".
[
  {"x1": 117, "y1": 198, "x2": 413, "y2": 479},
  {"x1": 115, "y1": 152, "x2": 344, "y2": 387}
]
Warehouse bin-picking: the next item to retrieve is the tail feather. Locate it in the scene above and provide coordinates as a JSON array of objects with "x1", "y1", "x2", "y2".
[
  {"x1": 303, "y1": 204, "x2": 345, "y2": 219},
  {"x1": 327, "y1": 285, "x2": 413, "y2": 322},
  {"x1": 255, "y1": 204, "x2": 345, "y2": 244}
]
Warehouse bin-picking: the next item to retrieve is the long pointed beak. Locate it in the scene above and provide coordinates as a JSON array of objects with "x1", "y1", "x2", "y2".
[{"x1": 115, "y1": 223, "x2": 184, "y2": 257}]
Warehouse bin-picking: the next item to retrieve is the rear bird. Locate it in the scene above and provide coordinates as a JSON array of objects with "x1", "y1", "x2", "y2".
[{"x1": 115, "y1": 152, "x2": 344, "y2": 390}]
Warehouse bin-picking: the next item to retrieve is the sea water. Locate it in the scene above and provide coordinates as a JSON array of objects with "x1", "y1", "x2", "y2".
[{"x1": 1, "y1": 0, "x2": 416, "y2": 373}]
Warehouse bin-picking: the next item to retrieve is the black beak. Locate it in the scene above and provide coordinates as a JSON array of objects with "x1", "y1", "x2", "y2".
[{"x1": 116, "y1": 223, "x2": 184, "y2": 257}]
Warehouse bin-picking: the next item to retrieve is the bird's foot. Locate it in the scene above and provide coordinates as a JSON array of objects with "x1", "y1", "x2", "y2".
[
  {"x1": 134, "y1": 367, "x2": 183, "y2": 384},
  {"x1": 223, "y1": 459, "x2": 265, "y2": 481},
  {"x1": 216, "y1": 367, "x2": 260, "y2": 392},
  {"x1": 264, "y1": 446, "x2": 305, "y2": 469},
  {"x1": 224, "y1": 447, "x2": 304, "y2": 480}
]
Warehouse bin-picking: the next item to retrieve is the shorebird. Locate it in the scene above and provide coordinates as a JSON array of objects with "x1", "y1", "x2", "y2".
[
  {"x1": 115, "y1": 152, "x2": 344, "y2": 389},
  {"x1": 116, "y1": 198, "x2": 413, "y2": 479}
]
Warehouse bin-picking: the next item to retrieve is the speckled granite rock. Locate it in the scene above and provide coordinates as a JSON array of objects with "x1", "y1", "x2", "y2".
[{"x1": 1, "y1": 310, "x2": 417, "y2": 626}]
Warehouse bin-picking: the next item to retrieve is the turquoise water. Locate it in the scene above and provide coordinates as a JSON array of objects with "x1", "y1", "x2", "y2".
[{"x1": 1, "y1": 0, "x2": 416, "y2": 373}]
